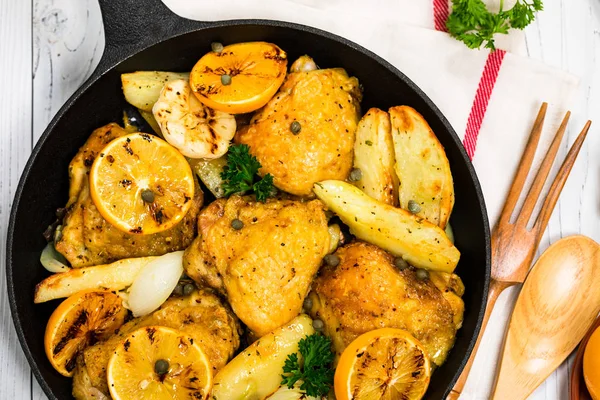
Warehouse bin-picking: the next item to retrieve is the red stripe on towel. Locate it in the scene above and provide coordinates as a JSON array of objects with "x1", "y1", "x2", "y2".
[
  {"x1": 433, "y1": 0, "x2": 449, "y2": 31},
  {"x1": 462, "y1": 50, "x2": 506, "y2": 160}
]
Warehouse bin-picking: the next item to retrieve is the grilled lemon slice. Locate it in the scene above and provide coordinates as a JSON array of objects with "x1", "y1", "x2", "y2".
[
  {"x1": 190, "y1": 41, "x2": 287, "y2": 114},
  {"x1": 107, "y1": 326, "x2": 213, "y2": 400},
  {"x1": 334, "y1": 328, "x2": 431, "y2": 400},
  {"x1": 89, "y1": 133, "x2": 195, "y2": 235},
  {"x1": 44, "y1": 290, "x2": 127, "y2": 377}
]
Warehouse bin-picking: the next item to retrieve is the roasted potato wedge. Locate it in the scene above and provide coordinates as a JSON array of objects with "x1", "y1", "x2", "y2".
[
  {"x1": 188, "y1": 157, "x2": 227, "y2": 198},
  {"x1": 211, "y1": 314, "x2": 315, "y2": 399},
  {"x1": 389, "y1": 106, "x2": 454, "y2": 228},
  {"x1": 34, "y1": 257, "x2": 156, "y2": 303},
  {"x1": 353, "y1": 108, "x2": 398, "y2": 205},
  {"x1": 121, "y1": 71, "x2": 189, "y2": 112},
  {"x1": 313, "y1": 180, "x2": 460, "y2": 272}
]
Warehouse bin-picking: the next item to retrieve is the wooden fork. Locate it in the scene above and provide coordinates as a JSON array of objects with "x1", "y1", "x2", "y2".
[{"x1": 447, "y1": 103, "x2": 592, "y2": 400}]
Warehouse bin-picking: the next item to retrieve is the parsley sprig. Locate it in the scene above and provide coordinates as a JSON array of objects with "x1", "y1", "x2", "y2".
[
  {"x1": 220, "y1": 144, "x2": 275, "y2": 202},
  {"x1": 281, "y1": 334, "x2": 335, "y2": 397},
  {"x1": 447, "y1": 0, "x2": 543, "y2": 50}
]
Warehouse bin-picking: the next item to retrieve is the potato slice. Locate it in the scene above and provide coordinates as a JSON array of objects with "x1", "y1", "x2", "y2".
[
  {"x1": 34, "y1": 257, "x2": 156, "y2": 303},
  {"x1": 389, "y1": 106, "x2": 454, "y2": 228},
  {"x1": 121, "y1": 71, "x2": 189, "y2": 111},
  {"x1": 353, "y1": 108, "x2": 398, "y2": 205},
  {"x1": 313, "y1": 180, "x2": 459, "y2": 272},
  {"x1": 211, "y1": 314, "x2": 315, "y2": 399},
  {"x1": 188, "y1": 157, "x2": 227, "y2": 198}
]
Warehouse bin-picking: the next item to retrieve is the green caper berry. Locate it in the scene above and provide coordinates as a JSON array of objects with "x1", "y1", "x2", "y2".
[
  {"x1": 416, "y1": 269, "x2": 429, "y2": 280},
  {"x1": 183, "y1": 283, "x2": 195, "y2": 296},
  {"x1": 290, "y1": 121, "x2": 301, "y2": 134},
  {"x1": 231, "y1": 219, "x2": 244, "y2": 230},
  {"x1": 221, "y1": 74, "x2": 232, "y2": 85},
  {"x1": 312, "y1": 319, "x2": 324, "y2": 330},
  {"x1": 211, "y1": 42, "x2": 224, "y2": 53},
  {"x1": 154, "y1": 359, "x2": 169, "y2": 375},
  {"x1": 394, "y1": 257, "x2": 409, "y2": 270},
  {"x1": 408, "y1": 200, "x2": 421, "y2": 214},
  {"x1": 324, "y1": 254, "x2": 340, "y2": 267},
  {"x1": 303, "y1": 296, "x2": 313, "y2": 311},
  {"x1": 349, "y1": 168, "x2": 362, "y2": 182},
  {"x1": 173, "y1": 283, "x2": 184, "y2": 296},
  {"x1": 141, "y1": 189, "x2": 155, "y2": 203}
]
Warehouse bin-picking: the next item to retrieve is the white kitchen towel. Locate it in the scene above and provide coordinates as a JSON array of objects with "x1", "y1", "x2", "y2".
[{"x1": 161, "y1": 0, "x2": 580, "y2": 398}]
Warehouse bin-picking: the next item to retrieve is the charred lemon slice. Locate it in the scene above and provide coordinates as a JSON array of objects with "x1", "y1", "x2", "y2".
[
  {"x1": 44, "y1": 290, "x2": 127, "y2": 377},
  {"x1": 334, "y1": 328, "x2": 431, "y2": 400},
  {"x1": 190, "y1": 41, "x2": 287, "y2": 114},
  {"x1": 107, "y1": 326, "x2": 213, "y2": 400},
  {"x1": 89, "y1": 133, "x2": 195, "y2": 235}
]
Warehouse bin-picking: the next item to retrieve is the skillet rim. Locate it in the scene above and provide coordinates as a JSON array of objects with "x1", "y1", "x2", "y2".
[{"x1": 6, "y1": 19, "x2": 491, "y2": 400}]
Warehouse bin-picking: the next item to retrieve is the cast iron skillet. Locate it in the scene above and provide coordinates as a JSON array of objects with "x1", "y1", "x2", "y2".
[{"x1": 7, "y1": 0, "x2": 491, "y2": 398}]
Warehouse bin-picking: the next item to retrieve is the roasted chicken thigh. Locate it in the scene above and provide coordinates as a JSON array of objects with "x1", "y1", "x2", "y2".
[
  {"x1": 55, "y1": 123, "x2": 203, "y2": 268},
  {"x1": 72, "y1": 289, "x2": 241, "y2": 399},
  {"x1": 183, "y1": 196, "x2": 330, "y2": 337},
  {"x1": 308, "y1": 242, "x2": 464, "y2": 366},
  {"x1": 235, "y1": 56, "x2": 362, "y2": 196}
]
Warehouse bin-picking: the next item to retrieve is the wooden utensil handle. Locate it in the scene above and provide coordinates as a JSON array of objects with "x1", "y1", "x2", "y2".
[{"x1": 447, "y1": 279, "x2": 511, "y2": 400}]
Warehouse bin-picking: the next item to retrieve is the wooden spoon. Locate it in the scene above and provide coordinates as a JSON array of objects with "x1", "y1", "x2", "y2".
[
  {"x1": 491, "y1": 235, "x2": 600, "y2": 400},
  {"x1": 570, "y1": 316, "x2": 600, "y2": 400}
]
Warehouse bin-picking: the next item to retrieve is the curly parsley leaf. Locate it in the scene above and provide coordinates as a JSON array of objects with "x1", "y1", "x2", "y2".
[
  {"x1": 281, "y1": 334, "x2": 335, "y2": 397},
  {"x1": 253, "y1": 173, "x2": 275, "y2": 202},
  {"x1": 447, "y1": 0, "x2": 543, "y2": 50},
  {"x1": 220, "y1": 144, "x2": 275, "y2": 202}
]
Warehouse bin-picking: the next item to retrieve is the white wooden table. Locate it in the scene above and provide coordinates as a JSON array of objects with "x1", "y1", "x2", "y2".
[{"x1": 0, "y1": 0, "x2": 598, "y2": 399}]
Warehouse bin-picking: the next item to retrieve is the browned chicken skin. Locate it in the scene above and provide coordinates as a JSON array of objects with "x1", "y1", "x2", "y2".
[
  {"x1": 72, "y1": 289, "x2": 241, "y2": 399},
  {"x1": 55, "y1": 123, "x2": 203, "y2": 268},
  {"x1": 235, "y1": 56, "x2": 362, "y2": 196},
  {"x1": 308, "y1": 242, "x2": 464, "y2": 366},
  {"x1": 183, "y1": 196, "x2": 330, "y2": 337}
]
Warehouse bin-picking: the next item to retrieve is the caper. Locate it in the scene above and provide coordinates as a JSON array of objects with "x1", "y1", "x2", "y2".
[
  {"x1": 173, "y1": 283, "x2": 184, "y2": 296},
  {"x1": 211, "y1": 42, "x2": 224, "y2": 53},
  {"x1": 231, "y1": 219, "x2": 244, "y2": 230},
  {"x1": 290, "y1": 121, "x2": 301, "y2": 134},
  {"x1": 154, "y1": 359, "x2": 169, "y2": 375},
  {"x1": 416, "y1": 268, "x2": 429, "y2": 280},
  {"x1": 408, "y1": 200, "x2": 421, "y2": 214},
  {"x1": 183, "y1": 283, "x2": 195, "y2": 296},
  {"x1": 303, "y1": 296, "x2": 313, "y2": 311},
  {"x1": 324, "y1": 210, "x2": 335, "y2": 220},
  {"x1": 324, "y1": 254, "x2": 340, "y2": 267},
  {"x1": 394, "y1": 257, "x2": 409, "y2": 271},
  {"x1": 221, "y1": 74, "x2": 232, "y2": 85},
  {"x1": 349, "y1": 168, "x2": 362, "y2": 182},
  {"x1": 312, "y1": 319, "x2": 324, "y2": 330},
  {"x1": 141, "y1": 189, "x2": 155, "y2": 203}
]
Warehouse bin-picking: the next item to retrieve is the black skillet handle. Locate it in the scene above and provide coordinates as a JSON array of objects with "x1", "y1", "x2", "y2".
[{"x1": 91, "y1": 0, "x2": 208, "y2": 80}]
